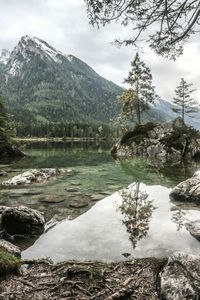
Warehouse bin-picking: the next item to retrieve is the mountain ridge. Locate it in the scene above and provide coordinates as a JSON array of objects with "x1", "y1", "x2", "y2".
[
  {"x1": 0, "y1": 36, "x2": 200, "y2": 132},
  {"x1": 0, "y1": 35, "x2": 122, "y2": 126}
]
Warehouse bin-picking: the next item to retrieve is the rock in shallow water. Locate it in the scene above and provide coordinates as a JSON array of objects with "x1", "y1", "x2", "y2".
[
  {"x1": 170, "y1": 170, "x2": 200, "y2": 202},
  {"x1": 69, "y1": 200, "x2": 89, "y2": 208},
  {"x1": 161, "y1": 252, "x2": 200, "y2": 300},
  {"x1": 185, "y1": 220, "x2": 200, "y2": 241},
  {"x1": 40, "y1": 195, "x2": 65, "y2": 203},
  {"x1": 2, "y1": 168, "x2": 66, "y2": 186},
  {"x1": 1, "y1": 206, "x2": 44, "y2": 236}
]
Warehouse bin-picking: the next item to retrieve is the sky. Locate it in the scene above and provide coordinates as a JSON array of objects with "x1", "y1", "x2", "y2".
[{"x1": 0, "y1": 0, "x2": 200, "y2": 101}]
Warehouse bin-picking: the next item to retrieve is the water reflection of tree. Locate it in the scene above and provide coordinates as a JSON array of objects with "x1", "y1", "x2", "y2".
[
  {"x1": 119, "y1": 183, "x2": 155, "y2": 249},
  {"x1": 171, "y1": 208, "x2": 188, "y2": 231}
]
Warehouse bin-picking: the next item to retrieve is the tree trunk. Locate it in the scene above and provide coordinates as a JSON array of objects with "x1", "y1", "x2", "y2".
[{"x1": 136, "y1": 78, "x2": 141, "y2": 124}]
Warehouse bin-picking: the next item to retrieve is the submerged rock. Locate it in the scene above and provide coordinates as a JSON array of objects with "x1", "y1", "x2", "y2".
[
  {"x1": 170, "y1": 170, "x2": 200, "y2": 202},
  {"x1": 2, "y1": 168, "x2": 65, "y2": 186},
  {"x1": 185, "y1": 220, "x2": 200, "y2": 241},
  {"x1": 69, "y1": 200, "x2": 89, "y2": 208},
  {"x1": 90, "y1": 194, "x2": 104, "y2": 201},
  {"x1": 0, "y1": 239, "x2": 21, "y2": 257},
  {"x1": 1, "y1": 206, "x2": 44, "y2": 236},
  {"x1": 161, "y1": 252, "x2": 200, "y2": 300},
  {"x1": 111, "y1": 118, "x2": 200, "y2": 162},
  {"x1": 40, "y1": 195, "x2": 65, "y2": 203}
]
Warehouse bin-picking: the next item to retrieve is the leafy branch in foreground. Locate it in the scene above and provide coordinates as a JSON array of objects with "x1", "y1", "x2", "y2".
[{"x1": 85, "y1": 0, "x2": 200, "y2": 59}]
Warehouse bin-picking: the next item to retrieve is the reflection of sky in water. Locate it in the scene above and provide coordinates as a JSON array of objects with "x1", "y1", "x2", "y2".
[
  {"x1": 22, "y1": 184, "x2": 200, "y2": 263},
  {"x1": 1, "y1": 143, "x2": 200, "y2": 262}
]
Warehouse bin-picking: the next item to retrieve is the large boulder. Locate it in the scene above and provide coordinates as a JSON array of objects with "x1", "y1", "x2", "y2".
[
  {"x1": 185, "y1": 220, "x2": 200, "y2": 241},
  {"x1": 161, "y1": 252, "x2": 200, "y2": 300},
  {"x1": 1, "y1": 206, "x2": 44, "y2": 236},
  {"x1": 111, "y1": 118, "x2": 200, "y2": 162},
  {"x1": 0, "y1": 239, "x2": 21, "y2": 257},
  {"x1": 170, "y1": 170, "x2": 200, "y2": 202},
  {"x1": 2, "y1": 168, "x2": 66, "y2": 186}
]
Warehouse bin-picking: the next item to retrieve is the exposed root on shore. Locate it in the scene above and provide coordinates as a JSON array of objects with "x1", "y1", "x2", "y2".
[{"x1": 0, "y1": 258, "x2": 167, "y2": 300}]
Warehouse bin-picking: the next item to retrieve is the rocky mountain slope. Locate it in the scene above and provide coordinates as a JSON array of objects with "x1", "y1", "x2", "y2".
[{"x1": 0, "y1": 36, "x2": 122, "y2": 125}]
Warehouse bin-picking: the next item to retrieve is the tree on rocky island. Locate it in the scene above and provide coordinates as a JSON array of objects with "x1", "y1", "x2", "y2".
[
  {"x1": 118, "y1": 53, "x2": 156, "y2": 126},
  {"x1": 173, "y1": 78, "x2": 198, "y2": 123},
  {"x1": 85, "y1": 0, "x2": 200, "y2": 59}
]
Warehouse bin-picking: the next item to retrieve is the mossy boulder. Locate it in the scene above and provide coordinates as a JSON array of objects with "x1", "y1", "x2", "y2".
[
  {"x1": 0, "y1": 248, "x2": 21, "y2": 277},
  {"x1": 111, "y1": 118, "x2": 200, "y2": 162}
]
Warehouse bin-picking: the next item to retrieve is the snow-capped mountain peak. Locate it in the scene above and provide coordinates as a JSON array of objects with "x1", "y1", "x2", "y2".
[{"x1": 6, "y1": 35, "x2": 65, "y2": 76}]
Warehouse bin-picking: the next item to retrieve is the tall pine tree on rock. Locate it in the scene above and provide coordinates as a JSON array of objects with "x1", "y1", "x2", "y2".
[
  {"x1": 119, "y1": 53, "x2": 156, "y2": 125},
  {"x1": 173, "y1": 78, "x2": 198, "y2": 123}
]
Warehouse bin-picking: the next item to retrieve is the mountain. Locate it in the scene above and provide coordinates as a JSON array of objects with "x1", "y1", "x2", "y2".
[
  {"x1": 0, "y1": 36, "x2": 122, "y2": 126},
  {"x1": 0, "y1": 36, "x2": 200, "y2": 133},
  {"x1": 147, "y1": 98, "x2": 200, "y2": 131}
]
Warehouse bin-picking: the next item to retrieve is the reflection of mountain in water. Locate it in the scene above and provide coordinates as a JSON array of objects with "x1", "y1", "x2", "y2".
[{"x1": 119, "y1": 183, "x2": 155, "y2": 249}]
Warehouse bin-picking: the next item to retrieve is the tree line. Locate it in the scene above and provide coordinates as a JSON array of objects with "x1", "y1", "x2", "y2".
[{"x1": 15, "y1": 121, "x2": 115, "y2": 139}]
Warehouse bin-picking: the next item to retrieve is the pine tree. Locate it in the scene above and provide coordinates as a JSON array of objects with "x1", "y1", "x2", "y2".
[
  {"x1": 173, "y1": 78, "x2": 198, "y2": 123},
  {"x1": 119, "y1": 52, "x2": 156, "y2": 125}
]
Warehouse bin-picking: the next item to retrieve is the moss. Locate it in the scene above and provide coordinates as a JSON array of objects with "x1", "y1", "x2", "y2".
[
  {"x1": 120, "y1": 122, "x2": 157, "y2": 145},
  {"x1": 0, "y1": 248, "x2": 21, "y2": 277}
]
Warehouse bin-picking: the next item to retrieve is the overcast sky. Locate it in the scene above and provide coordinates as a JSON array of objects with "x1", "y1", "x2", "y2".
[{"x1": 0, "y1": 0, "x2": 200, "y2": 101}]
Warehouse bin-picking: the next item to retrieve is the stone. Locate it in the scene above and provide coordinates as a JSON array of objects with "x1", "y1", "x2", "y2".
[
  {"x1": 71, "y1": 182, "x2": 82, "y2": 186},
  {"x1": 1, "y1": 206, "x2": 44, "y2": 236},
  {"x1": 111, "y1": 118, "x2": 200, "y2": 162},
  {"x1": 170, "y1": 170, "x2": 200, "y2": 202},
  {"x1": 2, "y1": 168, "x2": 64, "y2": 186},
  {"x1": 185, "y1": 220, "x2": 200, "y2": 241},
  {"x1": 40, "y1": 195, "x2": 65, "y2": 203},
  {"x1": 0, "y1": 170, "x2": 7, "y2": 176},
  {"x1": 90, "y1": 194, "x2": 103, "y2": 201},
  {"x1": 65, "y1": 188, "x2": 79, "y2": 192},
  {"x1": 161, "y1": 252, "x2": 200, "y2": 300},
  {"x1": 0, "y1": 239, "x2": 21, "y2": 257},
  {"x1": 99, "y1": 191, "x2": 111, "y2": 195},
  {"x1": 69, "y1": 200, "x2": 88, "y2": 208},
  {"x1": 65, "y1": 169, "x2": 75, "y2": 176}
]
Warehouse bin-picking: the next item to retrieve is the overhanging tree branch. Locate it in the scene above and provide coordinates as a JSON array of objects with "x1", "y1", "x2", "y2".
[{"x1": 85, "y1": 0, "x2": 200, "y2": 58}]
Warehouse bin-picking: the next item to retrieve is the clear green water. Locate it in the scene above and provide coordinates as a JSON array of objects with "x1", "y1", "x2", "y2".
[{"x1": 1, "y1": 142, "x2": 200, "y2": 262}]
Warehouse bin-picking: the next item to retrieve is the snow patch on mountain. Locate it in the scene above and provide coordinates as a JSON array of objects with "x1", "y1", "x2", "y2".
[{"x1": 5, "y1": 35, "x2": 65, "y2": 76}]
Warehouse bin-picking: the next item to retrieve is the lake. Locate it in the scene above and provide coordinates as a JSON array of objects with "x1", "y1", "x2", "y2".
[{"x1": 1, "y1": 141, "x2": 200, "y2": 262}]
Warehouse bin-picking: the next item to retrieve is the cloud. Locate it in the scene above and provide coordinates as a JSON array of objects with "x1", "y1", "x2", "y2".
[{"x1": 0, "y1": 0, "x2": 199, "y2": 101}]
